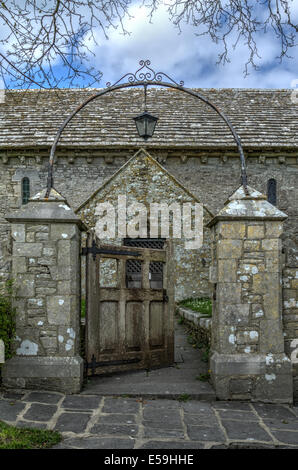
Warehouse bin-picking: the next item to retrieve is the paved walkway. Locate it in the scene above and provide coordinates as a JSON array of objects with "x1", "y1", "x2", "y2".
[
  {"x1": 0, "y1": 391, "x2": 298, "y2": 449},
  {"x1": 82, "y1": 318, "x2": 215, "y2": 400},
  {"x1": 0, "y1": 319, "x2": 297, "y2": 449}
]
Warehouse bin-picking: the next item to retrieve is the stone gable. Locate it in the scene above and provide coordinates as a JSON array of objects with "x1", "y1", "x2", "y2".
[{"x1": 76, "y1": 148, "x2": 213, "y2": 300}]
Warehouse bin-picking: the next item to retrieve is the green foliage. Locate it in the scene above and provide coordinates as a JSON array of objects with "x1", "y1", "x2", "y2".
[
  {"x1": 0, "y1": 280, "x2": 16, "y2": 360},
  {"x1": 202, "y1": 348, "x2": 210, "y2": 363},
  {"x1": 177, "y1": 394, "x2": 190, "y2": 402},
  {"x1": 179, "y1": 297, "x2": 212, "y2": 317},
  {"x1": 81, "y1": 298, "x2": 86, "y2": 318},
  {"x1": 196, "y1": 373, "x2": 210, "y2": 382},
  {"x1": 0, "y1": 420, "x2": 61, "y2": 449},
  {"x1": 187, "y1": 334, "x2": 194, "y2": 345},
  {"x1": 186, "y1": 327, "x2": 210, "y2": 362},
  {"x1": 177, "y1": 306, "x2": 211, "y2": 366}
]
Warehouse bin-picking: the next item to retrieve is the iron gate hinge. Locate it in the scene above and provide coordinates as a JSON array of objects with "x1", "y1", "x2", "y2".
[
  {"x1": 82, "y1": 240, "x2": 140, "y2": 260},
  {"x1": 85, "y1": 355, "x2": 141, "y2": 375}
]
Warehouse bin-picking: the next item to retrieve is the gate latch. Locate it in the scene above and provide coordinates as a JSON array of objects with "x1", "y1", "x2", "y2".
[{"x1": 163, "y1": 289, "x2": 169, "y2": 303}]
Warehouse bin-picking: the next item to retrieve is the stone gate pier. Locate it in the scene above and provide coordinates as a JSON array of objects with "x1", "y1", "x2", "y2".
[
  {"x1": 0, "y1": 183, "x2": 295, "y2": 403},
  {"x1": 208, "y1": 185, "x2": 293, "y2": 403},
  {"x1": 1, "y1": 188, "x2": 85, "y2": 393}
]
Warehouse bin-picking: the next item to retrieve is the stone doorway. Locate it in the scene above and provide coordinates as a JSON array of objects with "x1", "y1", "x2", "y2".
[{"x1": 84, "y1": 233, "x2": 175, "y2": 377}]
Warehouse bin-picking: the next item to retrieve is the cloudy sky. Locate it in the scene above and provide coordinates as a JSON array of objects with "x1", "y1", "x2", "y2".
[
  {"x1": 0, "y1": 1, "x2": 297, "y2": 90},
  {"x1": 85, "y1": 2, "x2": 298, "y2": 90}
]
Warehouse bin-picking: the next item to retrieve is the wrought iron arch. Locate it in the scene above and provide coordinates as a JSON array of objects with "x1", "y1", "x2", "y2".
[{"x1": 46, "y1": 60, "x2": 248, "y2": 197}]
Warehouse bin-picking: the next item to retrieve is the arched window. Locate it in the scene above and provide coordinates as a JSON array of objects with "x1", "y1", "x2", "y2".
[
  {"x1": 22, "y1": 177, "x2": 30, "y2": 205},
  {"x1": 267, "y1": 178, "x2": 277, "y2": 206}
]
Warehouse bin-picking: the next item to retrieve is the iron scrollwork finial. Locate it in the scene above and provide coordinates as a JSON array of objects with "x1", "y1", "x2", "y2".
[
  {"x1": 106, "y1": 59, "x2": 185, "y2": 88},
  {"x1": 46, "y1": 59, "x2": 248, "y2": 195}
]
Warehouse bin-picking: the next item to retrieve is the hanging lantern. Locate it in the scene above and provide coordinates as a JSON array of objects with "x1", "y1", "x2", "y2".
[{"x1": 133, "y1": 111, "x2": 159, "y2": 140}]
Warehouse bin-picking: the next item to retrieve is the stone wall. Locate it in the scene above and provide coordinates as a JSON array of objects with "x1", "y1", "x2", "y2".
[
  {"x1": 176, "y1": 306, "x2": 211, "y2": 369},
  {"x1": 208, "y1": 185, "x2": 293, "y2": 403},
  {"x1": 0, "y1": 148, "x2": 297, "y2": 396},
  {"x1": 1, "y1": 188, "x2": 84, "y2": 393},
  {"x1": 76, "y1": 149, "x2": 213, "y2": 301},
  {"x1": 1, "y1": 150, "x2": 296, "y2": 288},
  {"x1": 167, "y1": 155, "x2": 298, "y2": 387},
  {"x1": 177, "y1": 306, "x2": 211, "y2": 347},
  {"x1": 0, "y1": 339, "x2": 4, "y2": 364}
]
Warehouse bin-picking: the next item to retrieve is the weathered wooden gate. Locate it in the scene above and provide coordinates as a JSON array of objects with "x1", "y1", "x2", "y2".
[{"x1": 83, "y1": 233, "x2": 175, "y2": 376}]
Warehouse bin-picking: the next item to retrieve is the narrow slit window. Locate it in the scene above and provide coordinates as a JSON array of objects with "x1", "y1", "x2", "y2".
[
  {"x1": 22, "y1": 177, "x2": 30, "y2": 205},
  {"x1": 267, "y1": 178, "x2": 277, "y2": 206}
]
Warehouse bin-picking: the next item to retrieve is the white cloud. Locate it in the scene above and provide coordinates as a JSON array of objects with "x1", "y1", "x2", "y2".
[
  {"x1": 0, "y1": 1, "x2": 296, "y2": 89},
  {"x1": 85, "y1": 4, "x2": 196, "y2": 83},
  {"x1": 84, "y1": 3, "x2": 298, "y2": 90}
]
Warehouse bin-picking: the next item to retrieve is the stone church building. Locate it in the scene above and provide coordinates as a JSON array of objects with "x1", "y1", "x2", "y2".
[{"x1": 0, "y1": 87, "x2": 297, "y2": 401}]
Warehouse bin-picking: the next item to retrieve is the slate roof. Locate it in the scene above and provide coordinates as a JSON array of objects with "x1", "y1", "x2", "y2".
[{"x1": 0, "y1": 87, "x2": 296, "y2": 149}]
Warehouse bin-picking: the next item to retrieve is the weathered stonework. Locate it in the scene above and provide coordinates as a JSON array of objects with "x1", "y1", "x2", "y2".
[
  {"x1": 208, "y1": 185, "x2": 293, "y2": 403},
  {"x1": 1, "y1": 188, "x2": 85, "y2": 393},
  {"x1": 76, "y1": 148, "x2": 213, "y2": 301},
  {"x1": 0, "y1": 87, "x2": 297, "y2": 400},
  {"x1": 0, "y1": 339, "x2": 4, "y2": 363}
]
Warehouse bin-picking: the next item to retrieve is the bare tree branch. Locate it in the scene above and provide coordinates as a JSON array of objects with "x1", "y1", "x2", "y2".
[
  {"x1": 0, "y1": 0, "x2": 132, "y2": 88},
  {"x1": 0, "y1": 0, "x2": 297, "y2": 88},
  {"x1": 144, "y1": 0, "x2": 297, "y2": 76}
]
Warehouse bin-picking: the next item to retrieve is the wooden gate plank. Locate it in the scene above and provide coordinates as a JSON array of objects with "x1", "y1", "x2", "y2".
[
  {"x1": 85, "y1": 236, "x2": 175, "y2": 375},
  {"x1": 85, "y1": 232, "x2": 100, "y2": 364}
]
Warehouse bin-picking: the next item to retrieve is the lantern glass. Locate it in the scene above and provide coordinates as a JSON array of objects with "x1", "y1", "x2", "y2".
[{"x1": 133, "y1": 111, "x2": 158, "y2": 140}]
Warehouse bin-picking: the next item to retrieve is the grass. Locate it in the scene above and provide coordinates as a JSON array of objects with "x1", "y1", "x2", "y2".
[
  {"x1": 201, "y1": 349, "x2": 210, "y2": 363},
  {"x1": 0, "y1": 420, "x2": 62, "y2": 449},
  {"x1": 186, "y1": 331, "x2": 210, "y2": 363},
  {"x1": 177, "y1": 394, "x2": 190, "y2": 402},
  {"x1": 178, "y1": 297, "x2": 212, "y2": 317},
  {"x1": 177, "y1": 306, "x2": 211, "y2": 365},
  {"x1": 81, "y1": 298, "x2": 86, "y2": 319},
  {"x1": 196, "y1": 373, "x2": 211, "y2": 382}
]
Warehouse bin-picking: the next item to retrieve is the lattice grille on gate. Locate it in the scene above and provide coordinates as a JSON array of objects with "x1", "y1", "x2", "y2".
[
  {"x1": 126, "y1": 259, "x2": 142, "y2": 273},
  {"x1": 124, "y1": 238, "x2": 165, "y2": 275},
  {"x1": 149, "y1": 261, "x2": 163, "y2": 274},
  {"x1": 124, "y1": 238, "x2": 165, "y2": 249}
]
